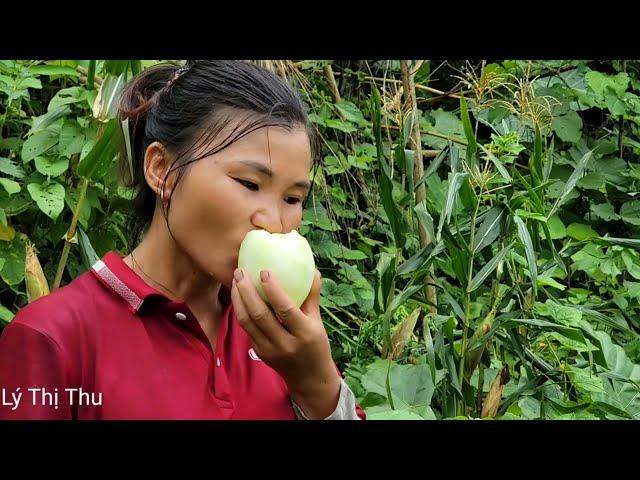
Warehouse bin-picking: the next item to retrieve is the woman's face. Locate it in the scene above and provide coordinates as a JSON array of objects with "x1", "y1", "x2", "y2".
[{"x1": 164, "y1": 125, "x2": 313, "y2": 288}]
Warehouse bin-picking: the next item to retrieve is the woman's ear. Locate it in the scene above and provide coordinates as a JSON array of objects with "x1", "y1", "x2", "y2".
[{"x1": 143, "y1": 141, "x2": 176, "y2": 201}]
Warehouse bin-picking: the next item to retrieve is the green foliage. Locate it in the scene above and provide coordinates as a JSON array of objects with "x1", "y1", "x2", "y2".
[{"x1": 2, "y1": 59, "x2": 640, "y2": 420}]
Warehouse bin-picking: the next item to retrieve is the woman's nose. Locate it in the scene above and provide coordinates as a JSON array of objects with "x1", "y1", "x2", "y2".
[{"x1": 250, "y1": 202, "x2": 283, "y2": 233}]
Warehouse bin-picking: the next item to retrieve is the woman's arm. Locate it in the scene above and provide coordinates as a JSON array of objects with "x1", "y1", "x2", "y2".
[{"x1": 291, "y1": 378, "x2": 365, "y2": 420}]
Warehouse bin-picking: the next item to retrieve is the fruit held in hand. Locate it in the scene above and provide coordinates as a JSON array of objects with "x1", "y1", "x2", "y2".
[{"x1": 238, "y1": 229, "x2": 316, "y2": 308}]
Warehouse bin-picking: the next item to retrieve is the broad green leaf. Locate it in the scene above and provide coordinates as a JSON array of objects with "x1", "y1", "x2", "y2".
[
  {"x1": 547, "y1": 215, "x2": 566, "y2": 239},
  {"x1": 590, "y1": 330, "x2": 640, "y2": 419},
  {"x1": 361, "y1": 359, "x2": 441, "y2": 418},
  {"x1": 0, "y1": 304, "x2": 14, "y2": 324},
  {"x1": 321, "y1": 278, "x2": 356, "y2": 307},
  {"x1": 0, "y1": 157, "x2": 26, "y2": 179},
  {"x1": 585, "y1": 70, "x2": 629, "y2": 98},
  {"x1": 34, "y1": 156, "x2": 69, "y2": 177},
  {"x1": 26, "y1": 182, "x2": 65, "y2": 221},
  {"x1": 0, "y1": 178, "x2": 20, "y2": 196},
  {"x1": 21, "y1": 129, "x2": 59, "y2": 162},
  {"x1": 591, "y1": 202, "x2": 620, "y2": 222},
  {"x1": 551, "y1": 110, "x2": 583, "y2": 143},
  {"x1": 424, "y1": 109, "x2": 465, "y2": 150},
  {"x1": 59, "y1": 121, "x2": 86, "y2": 158},
  {"x1": 367, "y1": 409, "x2": 426, "y2": 420},
  {"x1": 534, "y1": 299, "x2": 582, "y2": 327},
  {"x1": 621, "y1": 200, "x2": 640, "y2": 226},
  {"x1": 548, "y1": 331, "x2": 598, "y2": 353},
  {"x1": 0, "y1": 238, "x2": 26, "y2": 285},
  {"x1": 567, "y1": 223, "x2": 599, "y2": 241},
  {"x1": 325, "y1": 119, "x2": 357, "y2": 133},
  {"x1": 335, "y1": 101, "x2": 367, "y2": 126}
]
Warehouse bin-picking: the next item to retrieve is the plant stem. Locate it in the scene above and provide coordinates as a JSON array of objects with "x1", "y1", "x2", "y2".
[
  {"x1": 52, "y1": 176, "x2": 89, "y2": 290},
  {"x1": 401, "y1": 60, "x2": 437, "y2": 314},
  {"x1": 457, "y1": 186, "x2": 482, "y2": 413}
]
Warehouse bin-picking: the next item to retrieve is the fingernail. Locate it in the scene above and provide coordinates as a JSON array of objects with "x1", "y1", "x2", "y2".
[
  {"x1": 234, "y1": 269, "x2": 244, "y2": 282},
  {"x1": 260, "y1": 270, "x2": 269, "y2": 282}
]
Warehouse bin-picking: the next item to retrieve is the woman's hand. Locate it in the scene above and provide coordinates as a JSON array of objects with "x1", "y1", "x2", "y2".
[{"x1": 230, "y1": 268, "x2": 341, "y2": 419}]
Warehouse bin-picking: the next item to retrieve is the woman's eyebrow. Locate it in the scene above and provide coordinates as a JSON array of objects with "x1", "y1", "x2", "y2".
[{"x1": 236, "y1": 160, "x2": 311, "y2": 191}]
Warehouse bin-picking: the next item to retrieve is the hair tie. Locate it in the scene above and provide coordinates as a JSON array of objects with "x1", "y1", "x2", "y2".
[{"x1": 166, "y1": 66, "x2": 188, "y2": 88}]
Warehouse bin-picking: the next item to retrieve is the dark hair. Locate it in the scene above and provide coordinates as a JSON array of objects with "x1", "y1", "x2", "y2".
[{"x1": 117, "y1": 60, "x2": 318, "y2": 245}]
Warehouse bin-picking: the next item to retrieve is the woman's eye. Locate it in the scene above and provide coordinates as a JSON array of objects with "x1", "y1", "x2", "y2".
[
  {"x1": 236, "y1": 179, "x2": 259, "y2": 191},
  {"x1": 285, "y1": 197, "x2": 301, "y2": 205}
]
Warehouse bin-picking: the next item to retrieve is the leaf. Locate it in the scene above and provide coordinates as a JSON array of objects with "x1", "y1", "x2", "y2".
[
  {"x1": 514, "y1": 216, "x2": 537, "y2": 297},
  {"x1": 436, "y1": 172, "x2": 468, "y2": 242},
  {"x1": 467, "y1": 242, "x2": 513, "y2": 293},
  {"x1": 585, "y1": 70, "x2": 629, "y2": 98},
  {"x1": 29, "y1": 64, "x2": 79, "y2": 77},
  {"x1": 591, "y1": 202, "x2": 620, "y2": 222},
  {"x1": 474, "y1": 206, "x2": 503, "y2": 253},
  {"x1": 460, "y1": 95, "x2": 477, "y2": 166},
  {"x1": 0, "y1": 238, "x2": 26, "y2": 286},
  {"x1": 551, "y1": 110, "x2": 583, "y2": 143},
  {"x1": 534, "y1": 299, "x2": 583, "y2": 327},
  {"x1": 386, "y1": 307, "x2": 421, "y2": 359},
  {"x1": 396, "y1": 243, "x2": 436, "y2": 276},
  {"x1": 0, "y1": 157, "x2": 26, "y2": 179},
  {"x1": 589, "y1": 330, "x2": 640, "y2": 419},
  {"x1": 480, "y1": 144, "x2": 512, "y2": 182},
  {"x1": 325, "y1": 119, "x2": 357, "y2": 133},
  {"x1": 366, "y1": 409, "x2": 426, "y2": 420},
  {"x1": 0, "y1": 223, "x2": 15, "y2": 242},
  {"x1": 547, "y1": 150, "x2": 593, "y2": 220},
  {"x1": 548, "y1": 332, "x2": 598, "y2": 353},
  {"x1": 320, "y1": 278, "x2": 356, "y2": 307},
  {"x1": 564, "y1": 365, "x2": 606, "y2": 394},
  {"x1": 334, "y1": 101, "x2": 367, "y2": 126},
  {"x1": 92, "y1": 73, "x2": 126, "y2": 122},
  {"x1": 21, "y1": 129, "x2": 59, "y2": 163},
  {"x1": 34, "y1": 156, "x2": 69, "y2": 177},
  {"x1": 59, "y1": 121, "x2": 86, "y2": 158},
  {"x1": 0, "y1": 304, "x2": 14, "y2": 325},
  {"x1": 26, "y1": 182, "x2": 65, "y2": 221},
  {"x1": 621, "y1": 200, "x2": 640, "y2": 226},
  {"x1": 566, "y1": 223, "x2": 599, "y2": 241},
  {"x1": 77, "y1": 119, "x2": 119, "y2": 180},
  {"x1": 424, "y1": 109, "x2": 465, "y2": 150},
  {"x1": 0, "y1": 178, "x2": 20, "y2": 196},
  {"x1": 547, "y1": 215, "x2": 567, "y2": 240},
  {"x1": 77, "y1": 228, "x2": 99, "y2": 269},
  {"x1": 361, "y1": 359, "x2": 440, "y2": 418},
  {"x1": 414, "y1": 202, "x2": 435, "y2": 242}
]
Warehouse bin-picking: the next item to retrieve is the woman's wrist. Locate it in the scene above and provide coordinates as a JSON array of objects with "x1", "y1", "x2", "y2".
[{"x1": 287, "y1": 365, "x2": 342, "y2": 419}]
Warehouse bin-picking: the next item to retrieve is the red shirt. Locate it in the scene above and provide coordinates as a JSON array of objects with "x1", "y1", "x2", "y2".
[{"x1": 0, "y1": 251, "x2": 365, "y2": 420}]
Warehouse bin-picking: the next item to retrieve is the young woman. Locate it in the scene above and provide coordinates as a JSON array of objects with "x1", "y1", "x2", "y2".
[{"x1": 0, "y1": 60, "x2": 365, "y2": 420}]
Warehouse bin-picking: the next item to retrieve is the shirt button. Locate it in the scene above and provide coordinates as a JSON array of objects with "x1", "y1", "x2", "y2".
[
  {"x1": 216, "y1": 357, "x2": 221, "y2": 367},
  {"x1": 175, "y1": 312, "x2": 187, "y2": 321}
]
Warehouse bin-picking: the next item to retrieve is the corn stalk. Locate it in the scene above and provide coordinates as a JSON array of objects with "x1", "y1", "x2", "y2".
[{"x1": 400, "y1": 60, "x2": 437, "y2": 313}]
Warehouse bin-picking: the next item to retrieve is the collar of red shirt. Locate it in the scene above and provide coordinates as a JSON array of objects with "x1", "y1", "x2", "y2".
[{"x1": 90, "y1": 251, "x2": 230, "y2": 316}]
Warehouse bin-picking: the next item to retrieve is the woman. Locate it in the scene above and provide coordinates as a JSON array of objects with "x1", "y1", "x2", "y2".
[{"x1": 0, "y1": 60, "x2": 365, "y2": 420}]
